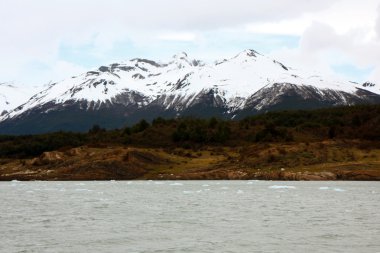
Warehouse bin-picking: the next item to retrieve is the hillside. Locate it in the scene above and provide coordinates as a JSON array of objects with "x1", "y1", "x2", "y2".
[{"x1": 1, "y1": 105, "x2": 380, "y2": 180}]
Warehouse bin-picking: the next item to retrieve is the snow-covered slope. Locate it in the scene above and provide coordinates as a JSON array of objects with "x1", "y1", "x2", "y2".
[
  {"x1": 3, "y1": 50, "x2": 376, "y2": 119},
  {"x1": 362, "y1": 81, "x2": 380, "y2": 94},
  {"x1": 1, "y1": 49, "x2": 379, "y2": 134},
  {"x1": 0, "y1": 82, "x2": 36, "y2": 116}
]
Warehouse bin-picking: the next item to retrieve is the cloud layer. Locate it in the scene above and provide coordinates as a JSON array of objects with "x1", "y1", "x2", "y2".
[{"x1": 0, "y1": 0, "x2": 379, "y2": 85}]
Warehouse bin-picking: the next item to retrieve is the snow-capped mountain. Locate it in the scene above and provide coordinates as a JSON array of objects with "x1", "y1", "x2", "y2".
[
  {"x1": 1, "y1": 49, "x2": 379, "y2": 134},
  {"x1": 0, "y1": 82, "x2": 37, "y2": 116}
]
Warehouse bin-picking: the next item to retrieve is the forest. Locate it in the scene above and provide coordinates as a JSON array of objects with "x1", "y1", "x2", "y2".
[{"x1": 1, "y1": 104, "x2": 380, "y2": 159}]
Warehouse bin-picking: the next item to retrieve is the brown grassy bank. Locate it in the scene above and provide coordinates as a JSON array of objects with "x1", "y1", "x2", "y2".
[{"x1": 1, "y1": 140, "x2": 379, "y2": 181}]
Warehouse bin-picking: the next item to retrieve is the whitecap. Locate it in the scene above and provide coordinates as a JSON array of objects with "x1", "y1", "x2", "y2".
[
  {"x1": 170, "y1": 182, "x2": 183, "y2": 186},
  {"x1": 269, "y1": 185, "x2": 296, "y2": 189},
  {"x1": 75, "y1": 188, "x2": 92, "y2": 192},
  {"x1": 319, "y1": 187, "x2": 329, "y2": 190},
  {"x1": 43, "y1": 188, "x2": 59, "y2": 191},
  {"x1": 333, "y1": 188, "x2": 346, "y2": 192},
  {"x1": 10, "y1": 180, "x2": 22, "y2": 187},
  {"x1": 237, "y1": 190, "x2": 244, "y2": 194}
]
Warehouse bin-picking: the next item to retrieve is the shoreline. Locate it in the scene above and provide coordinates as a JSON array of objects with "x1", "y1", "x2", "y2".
[{"x1": 1, "y1": 144, "x2": 380, "y2": 181}]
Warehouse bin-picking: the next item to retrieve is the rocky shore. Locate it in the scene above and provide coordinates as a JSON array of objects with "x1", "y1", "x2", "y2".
[{"x1": 1, "y1": 145, "x2": 379, "y2": 181}]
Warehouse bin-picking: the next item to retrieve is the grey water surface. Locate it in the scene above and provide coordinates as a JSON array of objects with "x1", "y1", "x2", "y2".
[{"x1": 0, "y1": 181, "x2": 379, "y2": 253}]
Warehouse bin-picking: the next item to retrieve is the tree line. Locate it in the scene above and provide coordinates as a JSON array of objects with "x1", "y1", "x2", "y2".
[{"x1": 1, "y1": 104, "x2": 380, "y2": 158}]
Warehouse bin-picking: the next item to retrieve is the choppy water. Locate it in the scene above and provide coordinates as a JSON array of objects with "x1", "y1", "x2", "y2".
[{"x1": 0, "y1": 181, "x2": 379, "y2": 253}]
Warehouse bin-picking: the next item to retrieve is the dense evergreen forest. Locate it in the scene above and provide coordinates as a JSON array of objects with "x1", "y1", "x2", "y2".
[{"x1": 1, "y1": 105, "x2": 380, "y2": 159}]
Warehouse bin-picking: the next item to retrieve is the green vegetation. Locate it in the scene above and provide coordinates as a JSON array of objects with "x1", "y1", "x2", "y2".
[
  {"x1": 1, "y1": 105, "x2": 380, "y2": 159},
  {"x1": 172, "y1": 117, "x2": 231, "y2": 143}
]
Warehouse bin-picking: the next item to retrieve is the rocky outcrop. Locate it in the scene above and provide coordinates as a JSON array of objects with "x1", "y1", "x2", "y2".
[
  {"x1": 278, "y1": 171, "x2": 337, "y2": 181},
  {"x1": 30, "y1": 151, "x2": 65, "y2": 166},
  {"x1": 175, "y1": 170, "x2": 249, "y2": 180},
  {"x1": 336, "y1": 170, "x2": 380, "y2": 180}
]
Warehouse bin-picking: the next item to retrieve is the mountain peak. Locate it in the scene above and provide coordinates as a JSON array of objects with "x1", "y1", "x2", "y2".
[
  {"x1": 172, "y1": 52, "x2": 189, "y2": 60},
  {"x1": 236, "y1": 49, "x2": 262, "y2": 58},
  {"x1": 0, "y1": 82, "x2": 16, "y2": 88},
  {"x1": 170, "y1": 52, "x2": 195, "y2": 67}
]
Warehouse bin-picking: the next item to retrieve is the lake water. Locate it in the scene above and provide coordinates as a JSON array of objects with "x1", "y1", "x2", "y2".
[{"x1": 0, "y1": 181, "x2": 379, "y2": 253}]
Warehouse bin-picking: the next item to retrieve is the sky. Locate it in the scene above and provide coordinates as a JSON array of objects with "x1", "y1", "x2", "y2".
[{"x1": 0, "y1": 0, "x2": 379, "y2": 86}]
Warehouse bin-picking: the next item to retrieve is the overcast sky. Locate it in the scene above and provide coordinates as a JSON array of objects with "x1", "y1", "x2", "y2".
[{"x1": 1, "y1": 0, "x2": 379, "y2": 86}]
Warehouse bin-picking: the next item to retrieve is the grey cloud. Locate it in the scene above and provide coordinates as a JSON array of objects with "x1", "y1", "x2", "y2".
[
  {"x1": 300, "y1": 21, "x2": 380, "y2": 64},
  {"x1": 0, "y1": 0, "x2": 339, "y2": 32},
  {"x1": 0, "y1": 0, "x2": 340, "y2": 67},
  {"x1": 0, "y1": 0, "x2": 377, "y2": 85},
  {"x1": 134, "y1": 0, "x2": 338, "y2": 30},
  {"x1": 300, "y1": 22, "x2": 340, "y2": 51}
]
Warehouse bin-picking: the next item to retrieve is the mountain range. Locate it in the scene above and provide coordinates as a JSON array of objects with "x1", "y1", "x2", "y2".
[{"x1": 0, "y1": 49, "x2": 379, "y2": 134}]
